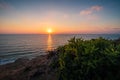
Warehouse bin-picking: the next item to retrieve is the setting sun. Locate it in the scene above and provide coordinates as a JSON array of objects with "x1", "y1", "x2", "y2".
[{"x1": 47, "y1": 28, "x2": 52, "y2": 34}]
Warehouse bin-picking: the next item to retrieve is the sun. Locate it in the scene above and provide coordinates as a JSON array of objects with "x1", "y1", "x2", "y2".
[{"x1": 47, "y1": 28, "x2": 52, "y2": 34}]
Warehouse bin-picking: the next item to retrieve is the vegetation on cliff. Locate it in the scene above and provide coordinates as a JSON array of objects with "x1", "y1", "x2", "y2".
[{"x1": 51, "y1": 37, "x2": 120, "y2": 80}]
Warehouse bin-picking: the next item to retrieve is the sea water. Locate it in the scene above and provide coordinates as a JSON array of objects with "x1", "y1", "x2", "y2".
[{"x1": 0, "y1": 34, "x2": 120, "y2": 65}]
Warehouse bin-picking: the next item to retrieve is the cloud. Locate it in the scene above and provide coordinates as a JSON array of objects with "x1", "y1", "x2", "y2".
[
  {"x1": 112, "y1": 28, "x2": 120, "y2": 30},
  {"x1": 80, "y1": 5, "x2": 102, "y2": 15},
  {"x1": 80, "y1": 9, "x2": 92, "y2": 15},
  {"x1": 91, "y1": 6, "x2": 102, "y2": 11},
  {"x1": 0, "y1": 3, "x2": 8, "y2": 9},
  {"x1": 111, "y1": 28, "x2": 120, "y2": 33},
  {"x1": 0, "y1": 1, "x2": 13, "y2": 10}
]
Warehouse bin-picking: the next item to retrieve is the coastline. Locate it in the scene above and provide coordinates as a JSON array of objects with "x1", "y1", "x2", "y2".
[
  {"x1": 0, "y1": 37, "x2": 120, "y2": 80},
  {"x1": 0, "y1": 51, "x2": 58, "y2": 80}
]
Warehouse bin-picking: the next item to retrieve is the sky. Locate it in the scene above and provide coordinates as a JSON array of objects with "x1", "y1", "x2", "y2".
[{"x1": 0, "y1": 0, "x2": 120, "y2": 34}]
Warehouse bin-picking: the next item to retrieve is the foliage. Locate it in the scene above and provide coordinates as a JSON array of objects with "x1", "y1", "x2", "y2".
[{"x1": 55, "y1": 37, "x2": 120, "y2": 80}]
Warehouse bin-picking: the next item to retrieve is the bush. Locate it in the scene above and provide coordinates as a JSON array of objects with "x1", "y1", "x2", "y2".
[{"x1": 56, "y1": 37, "x2": 120, "y2": 80}]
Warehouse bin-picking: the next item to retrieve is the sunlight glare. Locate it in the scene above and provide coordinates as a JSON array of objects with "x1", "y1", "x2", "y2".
[{"x1": 47, "y1": 28, "x2": 52, "y2": 34}]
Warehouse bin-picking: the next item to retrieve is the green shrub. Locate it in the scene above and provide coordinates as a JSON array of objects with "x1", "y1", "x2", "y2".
[{"x1": 56, "y1": 37, "x2": 120, "y2": 80}]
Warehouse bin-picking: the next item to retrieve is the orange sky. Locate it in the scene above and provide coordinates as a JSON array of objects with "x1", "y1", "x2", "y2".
[{"x1": 0, "y1": 0, "x2": 120, "y2": 34}]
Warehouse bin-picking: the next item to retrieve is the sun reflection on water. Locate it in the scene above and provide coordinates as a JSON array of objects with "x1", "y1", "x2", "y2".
[{"x1": 47, "y1": 34, "x2": 52, "y2": 50}]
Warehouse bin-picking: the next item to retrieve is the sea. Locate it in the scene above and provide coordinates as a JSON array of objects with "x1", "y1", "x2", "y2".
[{"x1": 0, "y1": 34, "x2": 120, "y2": 65}]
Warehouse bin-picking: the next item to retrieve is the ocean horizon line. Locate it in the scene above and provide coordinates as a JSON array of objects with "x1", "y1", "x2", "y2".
[{"x1": 0, "y1": 33, "x2": 120, "y2": 35}]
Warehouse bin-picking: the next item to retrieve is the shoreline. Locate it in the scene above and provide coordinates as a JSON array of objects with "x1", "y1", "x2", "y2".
[
  {"x1": 0, "y1": 54, "x2": 47, "y2": 65},
  {"x1": 0, "y1": 51, "x2": 58, "y2": 80}
]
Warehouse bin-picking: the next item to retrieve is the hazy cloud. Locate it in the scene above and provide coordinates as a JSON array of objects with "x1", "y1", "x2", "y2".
[
  {"x1": 0, "y1": 3, "x2": 8, "y2": 9},
  {"x1": 112, "y1": 28, "x2": 120, "y2": 30},
  {"x1": 0, "y1": 1, "x2": 13, "y2": 10},
  {"x1": 80, "y1": 5, "x2": 102, "y2": 15}
]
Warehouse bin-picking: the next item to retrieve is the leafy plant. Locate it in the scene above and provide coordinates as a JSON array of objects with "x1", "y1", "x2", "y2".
[{"x1": 55, "y1": 37, "x2": 120, "y2": 80}]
